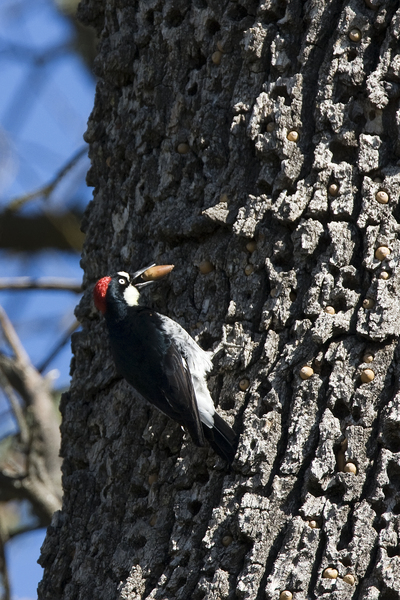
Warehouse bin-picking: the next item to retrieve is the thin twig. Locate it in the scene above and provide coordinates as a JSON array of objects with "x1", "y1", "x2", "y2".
[
  {"x1": 7, "y1": 146, "x2": 87, "y2": 211},
  {"x1": 0, "y1": 277, "x2": 82, "y2": 293},
  {"x1": 0, "y1": 367, "x2": 29, "y2": 445},
  {"x1": 0, "y1": 306, "x2": 30, "y2": 365}
]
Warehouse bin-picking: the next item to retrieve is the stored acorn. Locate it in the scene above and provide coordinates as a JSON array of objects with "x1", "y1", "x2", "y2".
[
  {"x1": 246, "y1": 240, "x2": 257, "y2": 253},
  {"x1": 300, "y1": 366, "x2": 314, "y2": 380},
  {"x1": 363, "y1": 353, "x2": 374, "y2": 363},
  {"x1": 375, "y1": 246, "x2": 390, "y2": 261},
  {"x1": 279, "y1": 592, "x2": 293, "y2": 600},
  {"x1": 328, "y1": 183, "x2": 339, "y2": 196},
  {"x1": 376, "y1": 190, "x2": 389, "y2": 204},
  {"x1": 239, "y1": 378, "x2": 250, "y2": 391},
  {"x1": 245, "y1": 264, "x2": 254, "y2": 275},
  {"x1": 324, "y1": 306, "x2": 335, "y2": 314},
  {"x1": 361, "y1": 368, "x2": 375, "y2": 383},
  {"x1": 343, "y1": 574, "x2": 355, "y2": 585},
  {"x1": 222, "y1": 535, "x2": 233, "y2": 547},
  {"x1": 199, "y1": 260, "x2": 214, "y2": 274},
  {"x1": 379, "y1": 271, "x2": 389, "y2": 280},
  {"x1": 344, "y1": 462, "x2": 357, "y2": 474},
  {"x1": 287, "y1": 130, "x2": 299, "y2": 142},
  {"x1": 177, "y1": 142, "x2": 190, "y2": 154},
  {"x1": 363, "y1": 298, "x2": 375, "y2": 309},
  {"x1": 212, "y1": 50, "x2": 222, "y2": 65},
  {"x1": 323, "y1": 568, "x2": 338, "y2": 579},
  {"x1": 349, "y1": 28, "x2": 362, "y2": 42}
]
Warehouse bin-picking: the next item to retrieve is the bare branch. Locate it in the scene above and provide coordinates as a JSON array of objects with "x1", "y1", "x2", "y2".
[
  {"x1": 7, "y1": 146, "x2": 87, "y2": 212},
  {"x1": 0, "y1": 210, "x2": 84, "y2": 252},
  {"x1": 0, "y1": 307, "x2": 62, "y2": 511},
  {"x1": 0, "y1": 277, "x2": 82, "y2": 293},
  {"x1": 0, "y1": 368, "x2": 29, "y2": 445},
  {"x1": 0, "y1": 306, "x2": 30, "y2": 365}
]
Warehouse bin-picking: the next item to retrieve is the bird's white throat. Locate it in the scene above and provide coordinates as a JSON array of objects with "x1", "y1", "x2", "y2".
[{"x1": 123, "y1": 284, "x2": 140, "y2": 306}]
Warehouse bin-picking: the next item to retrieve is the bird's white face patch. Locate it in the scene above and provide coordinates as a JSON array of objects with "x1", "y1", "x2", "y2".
[
  {"x1": 117, "y1": 271, "x2": 130, "y2": 280},
  {"x1": 123, "y1": 284, "x2": 140, "y2": 306}
]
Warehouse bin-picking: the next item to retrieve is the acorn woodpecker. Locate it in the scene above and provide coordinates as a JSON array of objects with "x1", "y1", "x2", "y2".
[{"x1": 93, "y1": 265, "x2": 237, "y2": 463}]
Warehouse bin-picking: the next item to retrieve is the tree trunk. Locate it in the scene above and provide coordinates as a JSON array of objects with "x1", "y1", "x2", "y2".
[{"x1": 39, "y1": 1, "x2": 400, "y2": 599}]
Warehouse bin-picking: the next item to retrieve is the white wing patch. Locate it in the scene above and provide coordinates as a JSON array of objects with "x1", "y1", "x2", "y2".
[
  {"x1": 159, "y1": 315, "x2": 215, "y2": 428},
  {"x1": 123, "y1": 284, "x2": 140, "y2": 306}
]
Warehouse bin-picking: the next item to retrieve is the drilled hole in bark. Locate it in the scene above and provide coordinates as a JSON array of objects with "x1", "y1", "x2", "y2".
[
  {"x1": 227, "y1": 4, "x2": 248, "y2": 20},
  {"x1": 257, "y1": 179, "x2": 273, "y2": 195},
  {"x1": 347, "y1": 49, "x2": 357, "y2": 61},
  {"x1": 222, "y1": 396, "x2": 236, "y2": 410},
  {"x1": 133, "y1": 536, "x2": 147, "y2": 549},
  {"x1": 393, "y1": 502, "x2": 400, "y2": 515},
  {"x1": 145, "y1": 10, "x2": 154, "y2": 25},
  {"x1": 373, "y1": 514, "x2": 385, "y2": 532},
  {"x1": 307, "y1": 478, "x2": 324, "y2": 497},
  {"x1": 337, "y1": 521, "x2": 353, "y2": 550},
  {"x1": 353, "y1": 113, "x2": 367, "y2": 128},
  {"x1": 342, "y1": 272, "x2": 360, "y2": 291},
  {"x1": 387, "y1": 545, "x2": 400, "y2": 557},
  {"x1": 206, "y1": 19, "x2": 220, "y2": 34},
  {"x1": 329, "y1": 141, "x2": 358, "y2": 164},
  {"x1": 187, "y1": 82, "x2": 198, "y2": 96},
  {"x1": 332, "y1": 398, "x2": 350, "y2": 419},
  {"x1": 165, "y1": 10, "x2": 185, "y2": 27},
  {"x1": 190, "y1": 50, "x2": 207, "y2": 70},
  {"x1": 271, "y1": 85, "x2": 291, "y2": 105},
  {"x1": 352, "y1": 405, "x2": 361, "y2": 421},
  {"x1": 195, "y1": 470, "x2": 209, "y2": 484},
  {"x1": 189, "y1": 500, "x2": 202, "y2": 515}
]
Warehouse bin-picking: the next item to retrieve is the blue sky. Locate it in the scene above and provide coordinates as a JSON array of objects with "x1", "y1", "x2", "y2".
[{"x1": 0, "y1": 1, "x2": 95, "y2": 597}]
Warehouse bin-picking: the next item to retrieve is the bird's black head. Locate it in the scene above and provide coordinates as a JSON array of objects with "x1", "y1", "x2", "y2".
[{"x1": 94, "y1": 265, "x2": 154, "y2": 315}]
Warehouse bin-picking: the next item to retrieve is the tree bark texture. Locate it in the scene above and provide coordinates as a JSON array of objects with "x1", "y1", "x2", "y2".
[{"x1": 39, "y1": 1, "x2": 400, "y2": 599}]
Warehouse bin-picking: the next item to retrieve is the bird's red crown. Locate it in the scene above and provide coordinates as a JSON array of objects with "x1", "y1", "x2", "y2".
[{"x1": 93, "y1": 276, "x2": 112, "y2": 314}]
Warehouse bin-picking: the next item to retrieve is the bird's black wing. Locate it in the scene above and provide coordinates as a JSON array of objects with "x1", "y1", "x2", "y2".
[
  {"x1": 157, "y1": 341, "x2": 206, "y2": 448},
  {"x1": 106, "y1": 307, "x2": 206, "y2": 447}
]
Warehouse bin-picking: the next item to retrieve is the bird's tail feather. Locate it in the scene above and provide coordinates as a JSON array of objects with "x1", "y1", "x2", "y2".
[{"x1": 203, "y1": 412, "x2": 237, "y2": 463}]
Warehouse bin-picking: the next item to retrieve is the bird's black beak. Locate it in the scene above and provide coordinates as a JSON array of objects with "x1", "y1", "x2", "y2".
[
  {"x1": 131, "y1": 263, "x2": 156, "y2": 281},
  {"x1": 132, "y1": 263, "x2": 174, "y2": 289},
  {"x1": 131, "y1": 263, "x2": 156, "y2": 290},
  {"x1": 135, "y1": 281, "x2": 154, "y2": 290}
]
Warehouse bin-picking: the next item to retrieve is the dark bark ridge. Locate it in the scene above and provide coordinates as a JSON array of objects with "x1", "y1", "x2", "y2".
[{"x1": 40, "y1": 1, "x2": 400, "y2": 599}]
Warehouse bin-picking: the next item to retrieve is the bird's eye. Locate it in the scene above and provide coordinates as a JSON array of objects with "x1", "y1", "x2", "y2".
[{"x1": 119, "y1": 278, "x2": 126, "y2": 285}]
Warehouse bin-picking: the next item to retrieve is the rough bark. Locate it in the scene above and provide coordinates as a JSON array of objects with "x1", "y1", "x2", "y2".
[{"x1": 39, "y1": 1, "x2": 400, "y2": 599}]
